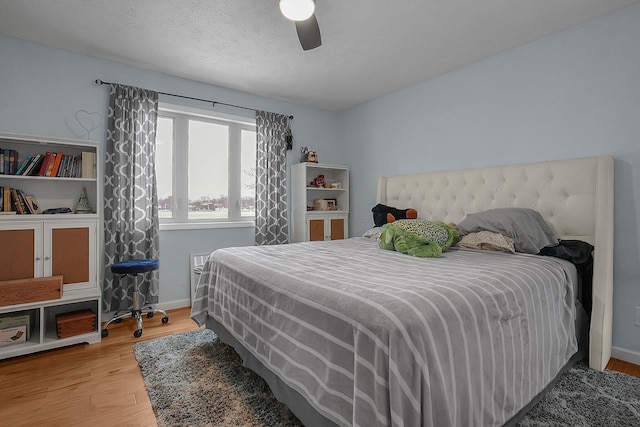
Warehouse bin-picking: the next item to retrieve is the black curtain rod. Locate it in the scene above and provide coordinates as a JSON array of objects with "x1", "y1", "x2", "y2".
[{"x1": 94, "y1": 79, "x2": 294, "y2": 120}]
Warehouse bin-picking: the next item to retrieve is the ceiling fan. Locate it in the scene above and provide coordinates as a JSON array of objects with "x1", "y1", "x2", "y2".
[{"x1": 279, "y1": 0, "x2": 322, "y2": 51}]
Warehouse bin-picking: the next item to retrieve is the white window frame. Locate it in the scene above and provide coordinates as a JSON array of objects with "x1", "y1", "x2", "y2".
[{"x1": 157, "y1": 103, "x2": 256, "y2": 231}]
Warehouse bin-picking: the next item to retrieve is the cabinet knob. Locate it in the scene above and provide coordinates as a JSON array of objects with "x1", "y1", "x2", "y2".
[
  {"x1": 44, "y1": 256, "x2": 51, "y2": 261},
  {"x1": 35, "y1": 257, "x2": 41, "y2": 261}
]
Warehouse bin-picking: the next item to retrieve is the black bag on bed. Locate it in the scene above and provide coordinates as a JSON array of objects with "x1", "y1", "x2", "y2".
[{"x1": 538, "y1": 240, "x2": 594, "y2": 316}]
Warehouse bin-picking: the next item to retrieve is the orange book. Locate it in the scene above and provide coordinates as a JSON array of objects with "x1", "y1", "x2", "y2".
[
  {"x1": 45, "y1": 153, "x2": 58, "y2": 177},
  {"x1": 50, "y1": 152, "x2": 64, "y2": 177}
]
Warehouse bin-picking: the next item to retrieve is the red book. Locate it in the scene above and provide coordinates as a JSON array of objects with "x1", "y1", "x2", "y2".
[{"x1": 38, "y1": 152, "x2": 52, "y2": 176}]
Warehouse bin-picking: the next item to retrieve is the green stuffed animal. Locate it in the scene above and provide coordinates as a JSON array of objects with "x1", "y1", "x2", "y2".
[{"x1": 378, "y1": 221, "x2": 460, "y2": 258}]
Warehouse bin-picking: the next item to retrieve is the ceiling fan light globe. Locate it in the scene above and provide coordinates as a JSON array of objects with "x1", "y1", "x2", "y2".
[{"x1": 279, "y1": 0, "x2": 315, "y2": 21}]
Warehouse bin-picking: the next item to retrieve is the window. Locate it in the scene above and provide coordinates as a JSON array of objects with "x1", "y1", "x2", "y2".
[{"x1": 156, "y1": 103, "x2": 257, "y2": 229}]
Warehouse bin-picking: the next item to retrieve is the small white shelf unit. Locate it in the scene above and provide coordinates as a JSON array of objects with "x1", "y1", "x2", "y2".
[{"x1": 291, "y1": 163, "x2": 349, "y2": 243}]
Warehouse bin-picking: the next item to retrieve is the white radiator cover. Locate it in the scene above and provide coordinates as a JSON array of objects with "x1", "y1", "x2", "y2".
[{"x1": 190, "y1": 253, "x2": 210, "y2": 305}]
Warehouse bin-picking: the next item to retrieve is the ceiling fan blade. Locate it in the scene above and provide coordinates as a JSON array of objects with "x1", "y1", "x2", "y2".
[{"x1": 295, "y1": 14, "x2": 321, "y2": 50}]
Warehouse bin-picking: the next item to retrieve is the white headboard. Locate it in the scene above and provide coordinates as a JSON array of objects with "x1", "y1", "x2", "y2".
[{"x1": 377, "y1": 156, "x2": 614, "y2": 370}]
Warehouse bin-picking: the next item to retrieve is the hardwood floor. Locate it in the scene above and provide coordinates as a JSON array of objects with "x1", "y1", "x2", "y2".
[
  {"x1": 0, "y1": 307, "x2": 199, "y2": 427},
  {"x1": 606, "y1": 357, "x2": 640, "y2": 377},
  {"x1": 0, "y1": 307, "x2": 638, "y2": 426}
]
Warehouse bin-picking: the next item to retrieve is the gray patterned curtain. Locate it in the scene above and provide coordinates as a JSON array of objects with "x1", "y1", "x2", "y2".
[
  {"x1": 255, "y1": 111, "x2": 289, "y2": 245},
  {"x1": 103, "y1": 84, "x2": 159, "y2": 312}
]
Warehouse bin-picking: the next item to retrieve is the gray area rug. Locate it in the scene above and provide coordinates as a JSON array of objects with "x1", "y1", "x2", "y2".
[{"x1": 134, "y1": 329, "x2": 640, "y2": 427}]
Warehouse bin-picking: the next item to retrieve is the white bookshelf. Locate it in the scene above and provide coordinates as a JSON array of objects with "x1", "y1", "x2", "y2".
[
  {"x1": 291, "y1": 163, "x2": 349, "y2": 242},
  {"x1": 0, "y1": 132, "x2": 101, "y2": 359}
]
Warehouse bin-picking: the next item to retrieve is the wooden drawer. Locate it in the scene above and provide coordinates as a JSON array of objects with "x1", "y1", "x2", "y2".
[{"x1": 0, "y1": 276, "x2": 63, "y2": 307}]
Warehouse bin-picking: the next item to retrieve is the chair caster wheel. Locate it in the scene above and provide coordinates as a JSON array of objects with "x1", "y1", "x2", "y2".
[
  {"x1": 133, "y1": 329, "x2": 142, "y2": 338},
  {"x1": 147, "y1": 312, "x2": 154, "y2": 318},
  {"x1": 114, "y1": 318, "x2": 122, "y2": 324},
  {"x1": 161, "y1": 316, "x2": 169, "y2": 324},
  {"x1": 101, "y1": 329, "x2": 109, "y2": 338}
]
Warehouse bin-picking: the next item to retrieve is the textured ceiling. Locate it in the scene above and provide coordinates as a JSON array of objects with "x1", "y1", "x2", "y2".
[{"x1": 0, "y1": 0, "x2": 637, "y2": 111}]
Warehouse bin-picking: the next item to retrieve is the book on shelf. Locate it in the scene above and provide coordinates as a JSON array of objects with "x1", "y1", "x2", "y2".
[
  {"x1": 2, "y1": 186, "x2": 10, "y2": 212},
  {"x1": 18, "y1": 190, "x2": 29, "y2": 214},
  {"x1": 45, "y1": 152, "x2": 58, "y2": 177},
  {"x1": 38, "y1": 152, "x2": 51, "y2": 176},
  {"x1": 68, "y1": 155, "x2": 76, "y2": 177},
  {"x1": 18, "y1": 189, "x2": 30, "y2": 214},
  {"x1": 10, "y1": 189, "x2": 24, "y2": 214},
  {"x1": 81, "y1": 151, "x2": 96, "y2": 178},
  {"x1": 8, "y1": 150, "x2": 17, "y2": 175},
  {"x1": 0, "y1": 186, "x2": 3, "y2": 211},
  {"x1": 1, "y1": 149, "x2": 7, "y2": 174},
  {"x1": 15, "y1": 155, "x2": 32, "y2": 175},
  {"x1": 2, "y1": 148, "x2": 11, "y2": 175},
  {"x1": 23, "y1": 194, "x2": 41, "y2": 214},
  {"x1": 57, "y1": 154, "x2": 73, "y2": 177},
  {"x1": 70, "y1": 155, "x2": 78, "y2": 177},
  {"x1": 49, "y1": 152, "x2": 64, "y2": 177},
  {"x1": 72, "y1": 155, "x2": 81, "y2": 177},
  {"x1": 3, "y1": 149, "x2": 9, "y2": 174},
  {"x1": 24, "y1": 154, "x2": 44, "y2": 176},
  {"x1": 56, "y1": 155, "x2": 67, "y2": 177},
  {"x1": 21, "y1": 155, "x2": 36, "y2": 175},
  {"x1": 0, "y1": 150, "x2": 3, "y2": 174}
]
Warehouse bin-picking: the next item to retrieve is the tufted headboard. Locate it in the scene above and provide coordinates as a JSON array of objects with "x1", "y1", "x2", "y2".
[{"x1": 376, "y1": 156, "x2": 614, "y2": 370}]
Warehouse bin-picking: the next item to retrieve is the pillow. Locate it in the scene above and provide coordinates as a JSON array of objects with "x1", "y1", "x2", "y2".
[
  {"x1": 455, "y1": 208, "x2": 558, "y2": 254},
  {"x1": 362, "y1": 227, "x2": 382, "y2": 239},
  {"x1": 458, "y1": 231, "x2": 516, "y2": 253},
  {"x1": 388, "y1": 219, "x2": 459, "y2": 251}
]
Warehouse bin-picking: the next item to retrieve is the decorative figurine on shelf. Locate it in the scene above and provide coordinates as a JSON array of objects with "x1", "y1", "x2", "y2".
[
  {"x1": 307, "y1": 150, "x2": 318, "y2": 163},
  {"x1": 74, "y1": 187, "x2": 93, "y2": 214},
  {"x1": 310, "y1": 174, "x2": 325, "y2": 188},
  {"x1": 300, "y1": 146, "x2": 318, "y2": 163}
]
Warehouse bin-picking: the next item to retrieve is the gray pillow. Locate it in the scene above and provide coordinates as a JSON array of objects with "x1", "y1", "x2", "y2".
[{"x1": 455, "y1": 208, "x2": 558, "y2": 254}]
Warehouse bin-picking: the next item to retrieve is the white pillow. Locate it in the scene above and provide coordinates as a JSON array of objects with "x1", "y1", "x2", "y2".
[
  {"x1": 362, "y1": 227, "x2": 382, "y2": 239},
  {"x1": 456, "y1": 208, "x2": 558, "y2": 254}
]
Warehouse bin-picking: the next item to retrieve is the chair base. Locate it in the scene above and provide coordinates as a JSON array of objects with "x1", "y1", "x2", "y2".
[{"x1": 102, "y1": 305, "x2": 169, "y2": 338}]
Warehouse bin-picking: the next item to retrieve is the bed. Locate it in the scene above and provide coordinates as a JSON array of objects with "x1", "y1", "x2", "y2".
[{"x1": 191, "y1": 155, "x2": 614, "y2": 427}]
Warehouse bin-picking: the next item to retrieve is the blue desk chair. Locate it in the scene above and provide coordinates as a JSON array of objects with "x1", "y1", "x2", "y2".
[{"x1": 102, "y1": 259, "x2": 169, "y2": 338}]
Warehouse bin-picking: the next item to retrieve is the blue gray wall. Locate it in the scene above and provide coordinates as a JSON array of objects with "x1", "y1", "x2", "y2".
[
  {"x1": 1, "y1": 2, "x2": 639, "y2": 358},
  {"x1": 341, "y1": 4, "x2": 640, "y2": 356},
  {"x1": 0, "y1": 34, "x2": 340, "y2": 308}
]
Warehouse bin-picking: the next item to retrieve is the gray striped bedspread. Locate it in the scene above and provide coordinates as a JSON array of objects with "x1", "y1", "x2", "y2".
[{"x1": 191, "y1": 237, "x2": 578, "y2": 427}]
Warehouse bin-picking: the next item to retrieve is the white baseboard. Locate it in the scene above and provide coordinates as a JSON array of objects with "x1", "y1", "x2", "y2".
[
  {"x1": 156, "y1": 299, "x2": 191, "y2": 311},
  {"x1": 611, "y1": 346, "x2": 640, "y2": 366}
]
